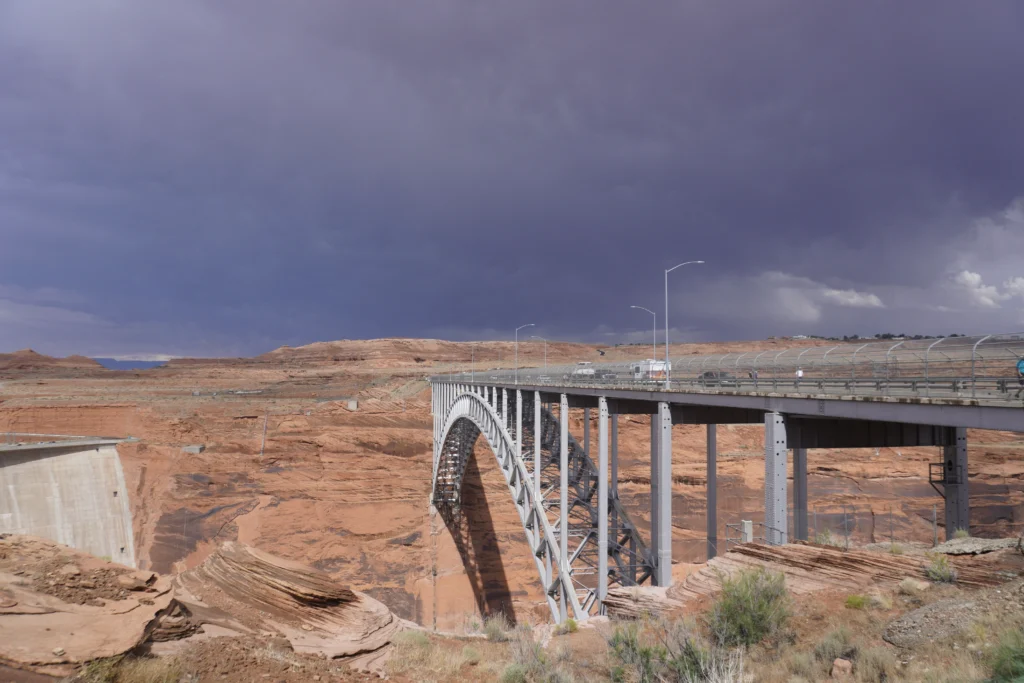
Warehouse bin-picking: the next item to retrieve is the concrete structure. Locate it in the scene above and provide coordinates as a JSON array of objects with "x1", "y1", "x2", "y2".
[
  {"x1": 347, "y1": 400, "x2": 359, "y2": 411},
  {"x1": 0, "y1": 439, "x2": 135, "y2": 567},
  {"x1": 431, "y1": 334, "x2": 1024, "y2": 622},
  {"x1": 182, "y1": 444, "x2": 206, "y2": 454}
]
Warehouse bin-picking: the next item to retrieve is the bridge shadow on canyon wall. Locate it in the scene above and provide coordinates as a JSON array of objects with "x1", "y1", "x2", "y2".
[{"x1": 438, "y1": 438, "x2": 518, "y2": 625}]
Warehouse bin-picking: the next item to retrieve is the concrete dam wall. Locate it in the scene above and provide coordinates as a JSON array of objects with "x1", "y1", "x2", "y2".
[{"x1": 0, "y1": 439, "x2": 136, "y2": 567}]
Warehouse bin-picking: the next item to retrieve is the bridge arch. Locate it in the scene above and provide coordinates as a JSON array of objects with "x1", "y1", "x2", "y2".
[{"x1": 431, "y1": 385, "x2": 653, "y2": 623}]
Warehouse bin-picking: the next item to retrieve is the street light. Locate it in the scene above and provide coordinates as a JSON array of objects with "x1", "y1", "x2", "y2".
[
  {"x1": 530, "y1": 335, "x2": 548, "y2": 368},
  {"x1": 665, "y1": 260, "x2": 705, "y2": 388},
  {"x1": 515, "y1": 324, "x2": 536, "y2": 384},
  {"x1": 630, "y1": 306, "x2": 657, "y2": 361}
]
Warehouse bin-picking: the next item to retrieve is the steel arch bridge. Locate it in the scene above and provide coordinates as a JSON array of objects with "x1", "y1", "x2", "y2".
[{"x1": 431, "y1": 383, "x2": 653, "y2": 623}]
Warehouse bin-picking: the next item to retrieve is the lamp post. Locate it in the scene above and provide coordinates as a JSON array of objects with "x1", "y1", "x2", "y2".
[
  {"x1": 630, "y1": 305, "x2": 657, "y2": 360},
  {"x1": 665, "y1": 260, "x2": 705, "y2": 388},
  {"x1": 515, "y1": 324, "x2": 536, "y2": 384},
  {"x1": 530, "y1": 335, "x2": 548, "y2": 369}
]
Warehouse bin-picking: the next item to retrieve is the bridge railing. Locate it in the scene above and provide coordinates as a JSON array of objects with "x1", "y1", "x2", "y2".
[{"x1": 434, "y1": 332, "x2": 1024, "y2": 403}]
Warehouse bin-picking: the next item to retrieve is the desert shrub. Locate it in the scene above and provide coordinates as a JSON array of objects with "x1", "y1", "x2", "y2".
[
  {"x1": 393, "y1": 629, "x2": 430, "y2": 648},
  {"x1": 691, "y1": 649, "x2": 745, "y2": 683},
  {"x1": 845, "y1": 594, "x2": 868, "y2": 610},
  {"x1": 888, "y1": 543, "x2": 904, "y2": 555},
  {"x1": 707, "y1": 568, "x2": 790, "y2": 648},
  {"x1": 608, "y1": 623, "x2": 659, "y2": 683},
  {"x1": 785, "y1": 651, "x2": 818, "y2": 680},
  {"x1": 500, "y1": 663, "x2": 529, "y2": 683},
  {"x1": 485, "y1": 613, "x2": 512, "y2": 642},
  {"x1": 868, "y1": 593, "x2": 893, "y2": 610},
  {"x1": 855, "y1": 646, "x2": 896, "y2": 682},
  {"x1": 509, "y1": 625, "x2": 548, "y2": 680},
  {"x1": 925, "y1": 553, "x2": 958, "y2": 584},
  {"x1": 953, "y1": 528, "x2": 970, "y2": 539},
  {"x1": 813, "y1": 627, "x2": 857, "y2": 664},
  {"x1": 989, "y1": 628, "x2": 1024, "y2": 682},
  {"x1": 814, "y1": 529, "x2": 838, "y2": 546},
  {"x1": 898, "y1": 577, "x2": 925, "y2": 596},
  {"x1": 462, "y1": 645, "x2": 481, "y2": 665},
  {"x1": 555, "y1": 617, "x2": 578, "y2": 636},
  {"x1": 660, "y1": 619, "x2": 713, "y2": 681}
]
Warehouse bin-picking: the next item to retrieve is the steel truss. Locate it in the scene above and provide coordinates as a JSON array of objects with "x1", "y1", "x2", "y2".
[{"x1": 431, "y1": 385, "x2": 654, "y2": 622}]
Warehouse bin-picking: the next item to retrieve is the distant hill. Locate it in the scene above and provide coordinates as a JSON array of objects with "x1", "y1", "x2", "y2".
[
  {"x1": 0, "y1": 349, "x2": 102, "y2": 373},
  {"x1": 92, "y1": 358, "x2": 168, "y2": 370}
]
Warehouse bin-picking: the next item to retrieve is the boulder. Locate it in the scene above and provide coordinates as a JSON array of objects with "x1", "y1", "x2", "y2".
[{"x1": 831, "y1": 658, "x2": 853, "y2": 678}]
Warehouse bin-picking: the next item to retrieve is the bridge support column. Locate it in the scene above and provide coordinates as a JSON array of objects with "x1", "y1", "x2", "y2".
[
  {"x1": 516, "y1": 390, "x2": 523, "y2": 461},
  {"x1": 765, "y1": 412, "x2": 788, "y2": 545},
  {"x1": 944, "y1": 427, "x2": 969, "y2": 540},
  {"x1": 655, "y1": 402, "x2": 673, "y2": 586},
  {"x1": 793, "y1": 448, "x2": 808, "y2": 541},
  {"x1": 650, "y1": 412, "x2": 660, "y2": 573},
  {"x1": 598, "y1": 397, "x2": 609, "y2": 607},
  {"x1": 707, "y1": 424, "x2": 717, "y2": 560},
  {"x1": 611, "y1": 414, "x2": 619, "y2": 555},
  {"x1": 584, "y1": 408, "x2": 590, "y2": 454},
  {"x1": 559, "y1": 393, "x2": 570, "y2": 623},
  {"x1": 534, "y1": 391, "x2": 542, "y2": 502},
  {"x1": 502, "y1": 388, "x2": 508, "y2": 430}
]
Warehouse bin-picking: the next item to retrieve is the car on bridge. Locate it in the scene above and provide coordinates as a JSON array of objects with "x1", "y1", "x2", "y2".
[
  {"x1": 631, "y1": 360, "x2": 669, "y2": 382},
  {"x1": 564, "y1": 362, "x2": 596, "y2": 381},
  {"x1": 698, "y1": 370, "x2": 738, "y2": 387}
]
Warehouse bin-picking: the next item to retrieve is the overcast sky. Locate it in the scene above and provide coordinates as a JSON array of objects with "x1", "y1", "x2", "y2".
[{"x1": 2, "y1": 1, "x2": 1023, "y2": 358}]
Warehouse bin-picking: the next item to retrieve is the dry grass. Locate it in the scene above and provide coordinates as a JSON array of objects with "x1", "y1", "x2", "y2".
[
  {"x1": 72, "y1": 656, "x2": 183, "y2": 683},
  {"x1": 387, "y1": 630, "x2": 471, "y2": 681},
  {"x1": 484, "y1": 613, "x2": 512, "y2": 642}
]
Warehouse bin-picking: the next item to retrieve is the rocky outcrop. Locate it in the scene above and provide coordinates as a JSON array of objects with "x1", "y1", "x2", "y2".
[
  {"x1": 0, "y1": 536, "x2": 407, "y2": 677},
  {"x1": 602, "y1": 586, "x2": 685, "y2": 620},
  {"x1": 668, "y1": 542, "x2": 1013, "y2": 605},
  {"x1": 0, "y1": 535, "x2": 172, "y2": 677},
  {"x1": 174, "y1": 542, "x2": 408, "y2": 672}
]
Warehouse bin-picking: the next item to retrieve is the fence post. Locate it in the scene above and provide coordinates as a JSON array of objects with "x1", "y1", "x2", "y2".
[{"x1": 932, "y1": 505, "x2": 938, "y2": 547}]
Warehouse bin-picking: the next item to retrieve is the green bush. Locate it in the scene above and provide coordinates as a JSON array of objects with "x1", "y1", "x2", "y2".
[
  {"x1": 661, "y1": 620, "x2": 713, "y2": 681},
  {"x1": 925, "y1": 553, "x2": 958, "y2": 584},
  {"x1": 484, "y1": 613, "x2": 511, "y2": 642},
  {"x1": 845, "y1": 594, "x2": 868, "y2": 610},
  {"x1": 814, "y1": 626, "x2": 857, "y2": 664},
  {"x1": 888, "y1": 543, "x2": 904, "y2": 555},
  {"x1": 461, "y1": 645, "x2": 480, "y2": 665},
  {"x1": 608, "y1": 623, "x2": 658, "y2": 683},
  {"x1": 500, "y1": 663, "x2": 529, "y2": 683},
  {"x1": 953, "y1": 528, "x2": 970, "y2": 540},
  {"x1": 707, "y1": 568, "x2": 790, "y2": 648},
  {"x1": 989, "y1": 628, "x2": 1024, "y2": 682},
  {"x1": 555, "y1": 617, "x2": 578, "y2": 636}
]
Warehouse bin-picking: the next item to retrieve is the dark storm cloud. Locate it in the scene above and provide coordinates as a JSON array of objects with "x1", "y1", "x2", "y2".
[{"x1": 1, "y1": 1, "x2": 1023, "y2": 356}]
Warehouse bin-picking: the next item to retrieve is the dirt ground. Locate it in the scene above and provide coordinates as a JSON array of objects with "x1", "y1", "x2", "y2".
[{"x1": 2, "y1": 337, "x2": 1023, "y2": 642}]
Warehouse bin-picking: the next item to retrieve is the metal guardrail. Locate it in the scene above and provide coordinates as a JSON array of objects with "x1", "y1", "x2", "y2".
[{"x1": 435, "y1": 333, "x2": 1024, "y2": 404}]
